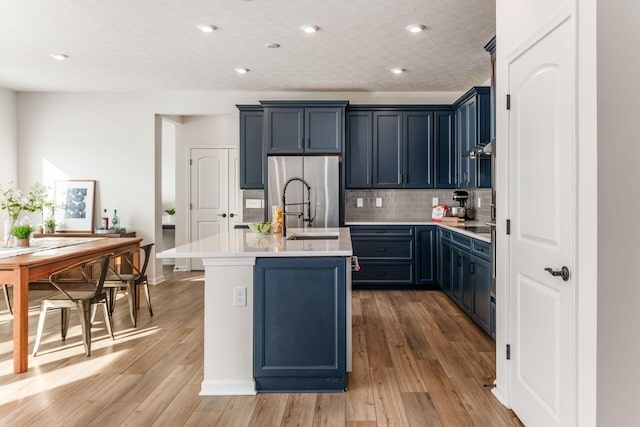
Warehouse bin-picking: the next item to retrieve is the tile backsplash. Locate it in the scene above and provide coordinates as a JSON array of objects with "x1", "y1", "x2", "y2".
[
  {"x1": 243, "y1": 188, "x2": 493, "y2": 224},
  {"x1": 241, "y1": 189, "x2": 266, "y2": 223},
  {"x1": 345, "y1": 188, "x2": 492, "y2": 223}
]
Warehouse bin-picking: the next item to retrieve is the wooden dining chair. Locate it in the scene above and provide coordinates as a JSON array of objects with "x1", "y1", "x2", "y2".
[
  {"x1": 103, "y1": 243, "x2": 154, "y2": 327},
  {"x1": 32, "y1": 254, "x2": 114, "y2": 357}
]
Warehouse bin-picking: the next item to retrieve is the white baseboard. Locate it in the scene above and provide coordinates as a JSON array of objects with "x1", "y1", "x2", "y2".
[{"x1": 200, "y1": 380, "x2": 256, "y2": 396}]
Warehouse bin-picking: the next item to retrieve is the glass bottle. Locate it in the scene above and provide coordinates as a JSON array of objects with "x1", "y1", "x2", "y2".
[
  {"x1": 102, "y1": 208, "x2": 109, "y2": 229},
  {"x1": 112, "y1": 209, "x2": 119, "y2": 230}
]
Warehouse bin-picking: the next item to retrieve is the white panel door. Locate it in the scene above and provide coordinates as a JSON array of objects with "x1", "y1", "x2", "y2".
[
  {"x1": 190, "y1": 148, "x2": 231, "y2": 270},
  {"x1": 508, "y1": 16, "x2": 576, "y2": 427}
]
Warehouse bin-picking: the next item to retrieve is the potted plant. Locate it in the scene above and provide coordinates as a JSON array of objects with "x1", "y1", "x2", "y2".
[
  {"x1": 164, "y1": 208, "x2": 175, "y2": 225},
  {"x1": 44, "y1": 217, "x2": 56, "y2": 234},
  {"x1": 11, "y1": 224, "x2": 34, "y2": 247}
]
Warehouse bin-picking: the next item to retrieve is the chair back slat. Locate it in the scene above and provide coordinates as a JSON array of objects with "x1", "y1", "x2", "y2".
[{"x1": 49, "y1": 254, "x2": 113, "y2": 301}]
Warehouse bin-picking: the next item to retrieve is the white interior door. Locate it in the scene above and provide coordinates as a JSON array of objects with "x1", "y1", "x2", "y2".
[
  {"x1": 190, "y1": 147, "x2": 239, "y2": 270},
  {"x1": 507, "y1": 16, "x2": 576, "y2": 427}
]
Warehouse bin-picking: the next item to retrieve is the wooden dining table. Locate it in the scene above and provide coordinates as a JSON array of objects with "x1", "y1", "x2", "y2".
[{"x1": 0, "y1": 237, "x2": 142, "y2": 373}]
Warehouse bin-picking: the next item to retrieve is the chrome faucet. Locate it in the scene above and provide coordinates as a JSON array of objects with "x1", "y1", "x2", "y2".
[{"x1": 281, "y1": 177, "x2": 312, "y2": 237}]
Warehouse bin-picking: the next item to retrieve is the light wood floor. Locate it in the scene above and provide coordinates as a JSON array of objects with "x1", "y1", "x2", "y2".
[{"x1": 0, "y1": 268, "x2": 522, "y2": 426}]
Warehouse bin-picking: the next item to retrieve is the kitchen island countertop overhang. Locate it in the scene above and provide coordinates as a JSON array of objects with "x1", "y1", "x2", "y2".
[{"x1": 156, "y1": 227, "x2": 353, "y2": 396}]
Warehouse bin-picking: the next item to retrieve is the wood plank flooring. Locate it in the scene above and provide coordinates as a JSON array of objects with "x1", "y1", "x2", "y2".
[{"x1": 0, "y1": 268, "x2": 522, "y2": 426}]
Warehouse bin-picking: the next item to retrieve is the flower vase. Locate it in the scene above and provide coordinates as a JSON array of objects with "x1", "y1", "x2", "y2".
[
  {"x1": 4, "y1": 218, "x2": 16, "y2": 247},
  {"x1": 16, "y1": 238, "x2": 29, "y2": 247}
]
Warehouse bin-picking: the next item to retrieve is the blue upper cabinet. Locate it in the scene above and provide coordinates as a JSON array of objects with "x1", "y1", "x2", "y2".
[
  {"x1": 347, "y1": 106, "x2": 452, "y2": 190},
  {"x1": 345, "y1": 111, "x2": 373, "y2": 188},
  {"x1": 373, "y1": 111, "x2": 403, "y2": 187},
  {"x1": 404, "y1": 111, "x2": 434, "y2": 188},
  {"x1": 262, "y1": 101, "x2": 347, "y2": 154},
  {"x1": 305, "y1": 108, "x2": 343, "y2": 153},
  {"x1": 263, "y1": 107, "x2": 304, "y2": 153},
  {"x1": 237, "y1": 105, "x2": 264, "y2": 189},
  {"x1": 371, "y1": 109, "x2": 435, "y2": 189},
  {"x1": 454, "y1": 87, "x2": 491, "y2": 188},
  {"x1": 434, "y1": 110, "x2": 456, "y2": 188}
]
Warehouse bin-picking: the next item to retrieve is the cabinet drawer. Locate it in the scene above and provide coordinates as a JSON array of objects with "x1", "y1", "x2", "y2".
[
  {"x1": 472, "y1": 239, "x2": 491, "y2": 260},
  {"x1": 451, "y1": 232, "x2": 472, "y2": 249},
  {"x1": 353, "y1": 262, "x2": 414, "y2": 284},
  {"x1": 349, "y1": 226, "x2": 414, "y2": 237},
  {"x1": 440, "y1": 229, "x2": 451, "y2": 241},
  {"x1": 352, "y1": 238, "x2": 413, "y2": 260}
]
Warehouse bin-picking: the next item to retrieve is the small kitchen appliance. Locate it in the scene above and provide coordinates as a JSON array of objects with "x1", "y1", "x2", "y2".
[{"x1": 452, "y1": 190, "x2": 469, "y2": 218}]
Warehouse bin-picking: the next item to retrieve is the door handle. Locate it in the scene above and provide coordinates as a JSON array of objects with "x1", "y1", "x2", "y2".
[
  {"x1": 229, "y1": 213, "x2": 236, "y2": 218},
  {"x1": 217, "y1": 213, "x2": 227, "y2": 218},
  {"x1": 544, "y1": 266, "x2": 570, "y2": 281}
]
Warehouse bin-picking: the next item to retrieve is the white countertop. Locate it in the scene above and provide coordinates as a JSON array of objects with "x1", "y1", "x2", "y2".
[
  {"x1": 345, "y1": 220, "x2": 492, "y2": 243},
  {"x1": 157, "y1": 227, "x2": 353, "y2": 259}
]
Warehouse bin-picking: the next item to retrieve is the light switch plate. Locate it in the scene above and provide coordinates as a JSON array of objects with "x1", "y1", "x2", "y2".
[
  {"x1": 245, "y1": 199, "x2": 262, "y2": 209},
  {"x1": 356, "y1": 198, "x2": 364, "y2": 208},
  {"x1": 375, "y1": 197, "x2": 382, "y2": 207},
  {"x1": 432, "y1": 197, "x2": 439, "y2": 207},
  {"x1": 477, "y1": 197, "x2": 482, "y2": 208},
  {"x1": 233, "y1": 287, "x2": 247, "y2": 307}
]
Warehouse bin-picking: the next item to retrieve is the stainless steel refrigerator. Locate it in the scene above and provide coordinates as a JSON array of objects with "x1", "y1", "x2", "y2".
[{"x1": 267, "y1": 155, "x2": 339, "y2": 228}]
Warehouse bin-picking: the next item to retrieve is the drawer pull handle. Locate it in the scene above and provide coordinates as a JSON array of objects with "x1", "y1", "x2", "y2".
[
  {"x1": 375, "y1": 231, "x2": 386, "y2": 234},
  {"x1": 376, "y1": 248, "x2": 386, "y2": 252},
  {"x1": 374, "y1": 272, "x2": 387, "y2": 276}
]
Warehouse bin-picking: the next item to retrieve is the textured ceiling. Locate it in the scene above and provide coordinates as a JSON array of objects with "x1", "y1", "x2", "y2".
[{"x1": 0, "y1": 0, "x2": 495, "y2": 92}]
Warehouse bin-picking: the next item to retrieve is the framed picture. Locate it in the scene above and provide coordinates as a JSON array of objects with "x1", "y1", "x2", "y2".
[{"x1": 53, "y1": 180, "x2": 96, "y2": 232}]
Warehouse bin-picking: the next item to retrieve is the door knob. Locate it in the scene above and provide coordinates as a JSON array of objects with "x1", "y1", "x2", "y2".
[
  {"x1": 229, "y1": 213, "x2": 236, "y2": 218},
  {"x1": 544, "y1": 266, "x2": 570, "y2": 281},
  {"x1": 218, "y1": 213, "x2": 227, "y2": 218}
]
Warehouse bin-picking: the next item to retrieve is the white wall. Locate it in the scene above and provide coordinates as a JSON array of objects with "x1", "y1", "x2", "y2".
[
  {"x1": 0, "y1": 87, "x2": 18, "y2": 200},
  {"x1": 16, "y1": 90, "x2": 464, "y2": 282},
  {"x1": 161, "y1": 119, "x2": 176, "y2": 212},
  {"x1": 596, "y1": 1, "x2": 640, "y2": 425}
]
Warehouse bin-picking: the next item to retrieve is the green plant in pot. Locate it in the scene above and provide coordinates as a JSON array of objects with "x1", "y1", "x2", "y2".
[
  {"x1": 44, "y1": 217, "x2": 56, "y2": 233},
  {"x1": 11, "y1": 224, "x2": 34, "y2": 246}
]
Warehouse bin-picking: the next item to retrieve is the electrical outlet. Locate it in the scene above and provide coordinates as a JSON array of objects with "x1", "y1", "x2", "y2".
[
  {"x1": 432, "y1": 197, "x2": 439, "y2": 207},
  {"x1": 245, "y1": 199, "x2": 262, "y2": 209},
  {"x1": 233, "y1": 287, "x2": 247, "y2": 307},
  {"x1": 477, "y1": 197, "x2": 482, "y2": 208},
  {"x1": 356, "y1": 198, "x2": 364, "y2": 208},
  {"x1": 375, "y1": 197, "x2": 382, "y2": 207}
]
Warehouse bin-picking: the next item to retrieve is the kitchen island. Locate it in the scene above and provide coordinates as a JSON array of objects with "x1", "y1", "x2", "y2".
[{"x1": 156, "y1": 227, "x2": 353, "y2": 395}]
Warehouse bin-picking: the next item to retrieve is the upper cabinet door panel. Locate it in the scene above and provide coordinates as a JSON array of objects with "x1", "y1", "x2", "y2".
[
  {"x1": 404, "y1": 111, "x2": 434, "y2": 188},
  {"x1": 434, "y1": 110, "x2": 456, "y2": 189},
  {"x1": 305, "y1": 107, "x2": 343, "y2": 153},
  {"x1": 373, "y1": 111, "x2": 402, "y2": 188},
  {"x1": 264, "y1": 108, "x2": 304, "y2": 153},
  {"x1": 239, "y1": 110, "x2": 264, "y2": 189},
  {"x1": 346, "y1": 111, "x2": 373, "y2": 188}
]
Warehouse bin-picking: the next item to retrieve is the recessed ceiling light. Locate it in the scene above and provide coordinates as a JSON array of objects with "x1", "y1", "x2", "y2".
[
  {"x1": 406, "y1": 24, "x2": 426, "y2": 33},
  {"x1": 235, "y1": 68, "x2": 250, "y2": 74},
  {"x1": 390, "y1": 68, "x2": 406, "y2": 74},
  {"x1": 197, "y1": 24, "x2": 217, "y2": 33},
  {"x1": 50, "y1": 53, "x2": 69, "y2": 61},
  {"x1": 300, "y1": 25, "x2": 319, "y2": 34},
  {"x1": 265, "y1": 43, "x2": 281, "y2": 49}
]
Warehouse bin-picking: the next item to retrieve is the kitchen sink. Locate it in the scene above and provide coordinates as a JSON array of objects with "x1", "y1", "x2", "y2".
[{"x1": 286, "y1": 232, "x2": 340, "y2": 241}]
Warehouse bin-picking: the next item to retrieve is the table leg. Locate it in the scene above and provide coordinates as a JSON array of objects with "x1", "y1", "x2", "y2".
[{"x1": 13, "y1": 267, "x2": 29, "y2": 373}]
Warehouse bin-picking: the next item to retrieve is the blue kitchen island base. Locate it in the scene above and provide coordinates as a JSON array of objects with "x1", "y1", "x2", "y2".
[{"x1": 254, "y1": 257, "x2": 347, "y2": 393}]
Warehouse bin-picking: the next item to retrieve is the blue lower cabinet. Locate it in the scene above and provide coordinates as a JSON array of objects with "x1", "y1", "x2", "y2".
[
  {"x1": 415, "y1": 226, "x2": 437, "y2": 285},
  {"x1": 438, "y1": 229, "x2": 493, "y2": 338},
  {"x1": 471, "y1": 256, "x2": 491, "y2": 333},
  {"x1": 254, "y1": 257, "x2": 346, "y2": 392}
]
